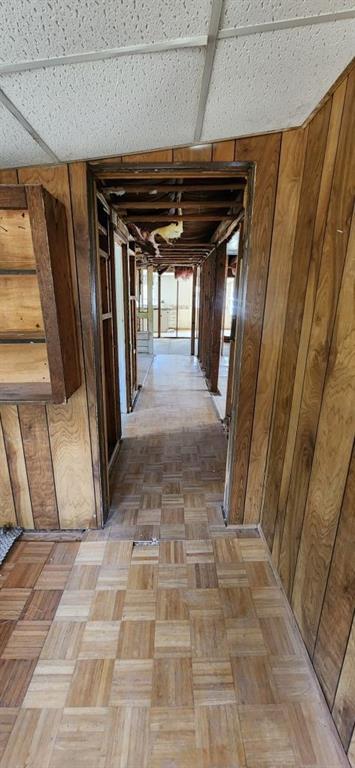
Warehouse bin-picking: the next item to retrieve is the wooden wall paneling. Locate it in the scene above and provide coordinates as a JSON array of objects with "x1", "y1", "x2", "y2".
[
  {"x1": 278, "y1": 74, "x2": 352, "y2": 591},
  {"x1": 332, "y1": 617, "x2": 355, "y2": 753},
  {"x1": 291, "y1": 206, "x2": 355, "y2": 653},
  {"x1": 313, "y1": 444, "x2": 355, "y2": 706},
  {"x1": 0, "y1": 414, "x2": 16, "y2": 525},
  {"x1": 0, "y1": 406, "x2": 33, "y2": 528},
  {"x1": 172, "y1": 145, "x2": 212, "y2": 162},
  {"x1": 18, "y1": 165, "x2": 96, "y2": 529},
  {"x1": 18, "y1": 404, "x2": 58, "y2": 529},
  {"x1": 208, "y1": 243, "x2": 227, "y2": 392},
  {"x1": 212, "y1": 140, "x2": 235, "y2": 161},
  {"x1": 261, "y1": 102, "x2": 332, "y2": 545},
  {"x1": 69, "y1": 162, "x2": 102, "y2": 526},
  {"x1": 227, "y1": 132, "x2": 281, "y2": 523},
  {"x1": 243, "y1": 128, "x2": 307, "y2": 524},
  {"x1": 121, "y1": 150, "x2": 173, "y2": 163},
  {"x1": 0, "y1": 170, "x2": 18, "y2": 184}
]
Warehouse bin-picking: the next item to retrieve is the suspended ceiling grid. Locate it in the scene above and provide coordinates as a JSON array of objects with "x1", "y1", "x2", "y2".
[{"x1": 0, "y1": 0, "x2": 354, "y2": 168}]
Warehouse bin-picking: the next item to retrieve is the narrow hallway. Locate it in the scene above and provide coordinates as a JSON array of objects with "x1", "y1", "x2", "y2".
[
  {"x1": 108, "y1": 352, "x2": 227, "y2": 540},
  {"x1": 0, "y1": 354, "x2": 348, "y2": 767}
]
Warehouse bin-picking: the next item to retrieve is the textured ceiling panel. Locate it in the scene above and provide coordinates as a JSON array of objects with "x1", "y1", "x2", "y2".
[
  {"x1": 202, "y1": 21, "x2": 354, "y2": 140},
  {"x1": 0, "y1": 49, "x2": 204, "y2": 160},
  {"x1": 0, "y1": 0, "x2": 212, "y2": 64},
  {"x1": 0, "y1": 101, "x2": 51, "y2": 167},
  {"x1": 221, "y1": 0, "x2": 355, "y2": 29}
]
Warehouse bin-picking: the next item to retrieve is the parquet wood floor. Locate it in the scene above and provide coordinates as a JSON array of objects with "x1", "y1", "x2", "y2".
[{"x1": 0, "y1": 355, "x2": 348, "y2": 766}]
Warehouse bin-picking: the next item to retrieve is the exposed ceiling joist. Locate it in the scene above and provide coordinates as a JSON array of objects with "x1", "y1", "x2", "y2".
[
  {"x1": 104, "y1": 183, "x2": 245, "y2": 193},
  {"x1": 114, "y1": 200, "x2": 240, "y2": 209},
  {"x1": 125, "y1": 214, "x2": 235, "y2": 222}
]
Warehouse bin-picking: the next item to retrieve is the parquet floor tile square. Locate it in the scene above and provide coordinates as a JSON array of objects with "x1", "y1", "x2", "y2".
[
  {"x1": 152, "y1": 658, "x2": 193, "y2": 707},
  {"x1": 49, "y1": 707, "x2": 109, "y2": 768},
  {"x1": 0, "y1": 707, "x2": 62, "y2": 768},
  {"x1": 65, "y1": 564, "x2": 99, "y2": 591},
  {"x1": 105, "y1": 706, "x2": 150, "y2": 768},
  {"x1": 127, "y1": 564, "x2": 158, "y2": 590},
  {"x1": 191, "y1": 615, "x2": 228, "y2": 659},
  {"x1": 232, "y1": 656, "x2": 276, "y2": 704},
  {"x1": 78, "y1": 621, "x2": 121, "y2": 659},
  {"x1": 195, "y1": 704, "x2": 246, "y2": 767},
  {"x1": 22, "y1": 590, "x2": 62, "y2": 621},
  {"x1": 89, "y1": 588, "x2": 125, "y2": 620},
  {"x1": 193, "y1": 659, "x2": 236, "y2": 706},
  {"x1": 110, "y1": 659, "x2": 153, "y2": 706},
  {"x1": 122, "y1": 589, "x2": 156, "y2": 620},
  {"x1": 226, "y1": 618, "x2": 268, "y2": 657},
  {"x1": 0, "y1": 589, "x2": 31, "y2": 620},
  {"x1": 75, "y1": 541, "x2": 106, "y2": 565},
  {"x1": 156, "y1": 588, "x2": 189, "y2": 620},
  {"x1": 158, "y1": 565, "x2": 188, "y2": 589},
  {"x1": 0, "y1": 659, "x2": 36, "y2": 706},
  {"x1": 96, "y1": 566, "x2": 129, "y2": 590},
  {"x1": 66, "y1": 659, "x2": 114, "y2": 707},
  {"x1": 149, "y1": 707, "x2": 198, "y2": 768},
  {"x1": 0, "y1": 708, "x2": 18, "y2": 762},
  {"x1": 34, "y1": 565, "x2": 71, "y2": 590},
  {"x1": 1, "y1": 621, "x2": 50, "y2": 659},
  {"x1": 159, "y1": 541, "x2": 185, "y2": 564},
  {"x1": 238, "y1": 704, "x2": 297, "y2": 767},
  {"x1": 0, "y1": 621, "x2": 15, "y2": 654},
  {"x1": 22, "y1": 659, "x2": 75, "y2": 707},
  {"x1": 54, "y1": 590, "x2": 94, "y2": 621},
  {"x1": 117, "y1": 620, "x2": 155, "y2": 659},
  {"x1": 40, "y1": 621, "x2": 85, "y2": 660},
  {"x1": 155, "y1": 620, "x2": 191, "y2": 657}
]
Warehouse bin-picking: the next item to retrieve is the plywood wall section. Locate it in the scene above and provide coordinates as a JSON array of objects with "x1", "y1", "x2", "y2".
[{"x1": 0, "y1": 164, "x2": 99, "y2": 529}]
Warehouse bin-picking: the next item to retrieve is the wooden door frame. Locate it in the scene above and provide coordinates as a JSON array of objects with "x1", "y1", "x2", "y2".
[{"x1": 88, "y1": 161, "x2": 254, "y2": 526}]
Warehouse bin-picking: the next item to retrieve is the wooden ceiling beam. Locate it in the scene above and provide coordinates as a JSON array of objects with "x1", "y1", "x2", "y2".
[
  {"x1": 124, "y1": 214, "x2": 235, "y2": 222},
  {"x1": 114, "y1": 200, "x2": 239, "y2": 209},
  {"x1": 104, "y1": 183, "x2": 245, "y2": 193},
  {"x1": 97, "y1": 169, "x2": 249, "y2": 180}
]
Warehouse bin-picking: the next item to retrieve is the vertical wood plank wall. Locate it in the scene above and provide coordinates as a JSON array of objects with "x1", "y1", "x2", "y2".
[
  {"x1": 0, "y1": 65, "x2": 353, "y2": 758},
  {"x1": 0, "y1": 163, "x2": 99, "y2": 530}
]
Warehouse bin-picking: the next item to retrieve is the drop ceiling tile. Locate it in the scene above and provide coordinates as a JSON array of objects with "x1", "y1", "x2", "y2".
[
  {"x1": 202, "y1": 21, "x2": 354, "y2": 141},
  {"x1": 0, "y1": 101, "x2": 51, "y2": 167},
  {"x1": 0, "y1": 49, "x2": 205, "y2": 161},
  {"x1": 221, "y1": 0, "x2": 355, "y2": 29},
  {"x1": 0, "y1": 0, "x2": 212, "y2": 64}
]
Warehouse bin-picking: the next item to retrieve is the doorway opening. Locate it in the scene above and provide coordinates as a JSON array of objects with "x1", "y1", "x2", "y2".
[{"x1": 89, "y1": 162, "x2": 253, "y2": 526}]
